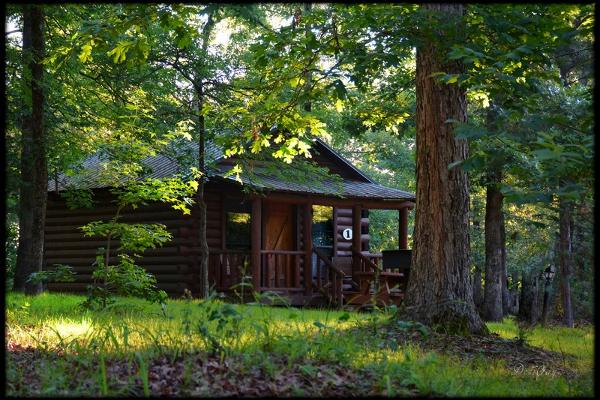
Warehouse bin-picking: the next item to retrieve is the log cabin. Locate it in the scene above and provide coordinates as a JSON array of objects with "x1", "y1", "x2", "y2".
[{"x1": 45, "y1": 138, "x2": 415, "y2": 307}]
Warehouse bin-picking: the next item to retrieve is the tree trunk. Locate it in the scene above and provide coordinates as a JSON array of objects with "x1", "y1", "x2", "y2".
[
  {"x1": 14, "y1": 5, "x2": 47, "y2": 294},
  {"x1": 193, "y1": 12, "x2": 216, "y2": 299},
  {"x1": 472, "y1": 265, "x2": 483, "y2": 311},
  {"x1": 482, "y1": 168, "x2": 505, "y2": 321},
  {"x1": 196, "y1": 81, "x2": 209, "y2": 299},
  {"x1": 558, "y1": 195, "x2": 574, "y2": 327},
  {"x1": 403, "y1": 3, "x2": 487, "y2": 335},
  {"x1": 519, "y1": 271, "x2": 541, "y2": 325},
  {"x1": 509, "y1": 271, "x2": 520, "y2": 315},
  {"x1": 541, "y1": 278, "x2": 554, "y2": 326},
  {"x1": 501, "y1": 215, "x2": 511, "y2": 316}
]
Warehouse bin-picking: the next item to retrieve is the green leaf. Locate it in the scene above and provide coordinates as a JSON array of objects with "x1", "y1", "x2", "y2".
[
  {"x1": 454, "y1": 123, "x2": 488, "y2": 140},
  {"x1": 338, "y1": 312, "x2": 350, "y2": 321},
  {"x1": 532, "y1": 148, "x2": 557, "y2": 161},
  {"x1": 313, "y1": 321, "x2": 328, "y2": 329}
]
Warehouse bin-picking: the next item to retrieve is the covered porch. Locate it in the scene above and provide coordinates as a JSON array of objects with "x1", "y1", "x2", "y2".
[{"x1": 208, "y1": 191, "x2": 414, "y2": 307}]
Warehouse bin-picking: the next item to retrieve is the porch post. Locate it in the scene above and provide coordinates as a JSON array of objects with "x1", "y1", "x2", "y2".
[
  {"x1": 251, "y1": 197, "x2": 262, "y2": 292},
  {"x1": 352, "y1": 205, "x2": 362, "y2": 271},
  {"x1": 399, "y1": 207, "x2": 408, "y2": 249},
  {"x1": 303, "y1": 203, "x2": 312, "y2": 295}
]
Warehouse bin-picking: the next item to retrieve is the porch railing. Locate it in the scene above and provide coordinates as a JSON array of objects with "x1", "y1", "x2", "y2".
[
  {"x1": 260, "y1": 250, "x2": 304, "y2": 289},
  {"x1": 355, "y1": 251, "x2": 383, "y2": 272},
  {"x1": 353, "y1": 251, "x2": 406, "y2": 304},
  {"x1": 313, "y1": 247, "x2": 345, "y2": 307},
  {"x1": 209, "y1": 250, "x2": 250, "y2": 291}
]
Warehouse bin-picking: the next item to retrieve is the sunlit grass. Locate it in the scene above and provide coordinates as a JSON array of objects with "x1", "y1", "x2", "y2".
[{"x1": 5, "y1": 292, "x2": 594, "y2": 397}]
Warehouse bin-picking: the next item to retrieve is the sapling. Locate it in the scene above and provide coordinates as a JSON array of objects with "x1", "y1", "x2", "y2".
[{"x1": 79, "y1": 175, "x2": 199, "y2": 311}]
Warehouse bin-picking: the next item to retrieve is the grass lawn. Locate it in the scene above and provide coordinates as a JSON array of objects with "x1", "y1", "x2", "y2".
[{"x1": 5, "y1": 292, "x2": 594, "y2": 397}]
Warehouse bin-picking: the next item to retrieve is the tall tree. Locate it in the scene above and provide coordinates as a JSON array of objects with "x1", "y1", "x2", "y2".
[
  {"x1": 481, "y1": 104, "x2": 507, "y2": 321},
  {"x1": 402, "y1": 4, "x2": 487, "y2": 334},
  {"x1": 13, "y1": 5, "x2": 47, "y2": 294}
]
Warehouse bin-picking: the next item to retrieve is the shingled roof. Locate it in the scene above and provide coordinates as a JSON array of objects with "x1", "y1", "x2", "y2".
[{"x1": 50, "y1": 139, "x2": 415, "y2": 202}]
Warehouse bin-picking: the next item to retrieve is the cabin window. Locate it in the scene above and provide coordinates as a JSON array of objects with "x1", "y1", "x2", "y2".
[
  {"x1": 224, "y1": 200, "x2": 251, "y2": 250},
  {"x1": 312, "y1": 205, "x2": 333, "y2": 248}
]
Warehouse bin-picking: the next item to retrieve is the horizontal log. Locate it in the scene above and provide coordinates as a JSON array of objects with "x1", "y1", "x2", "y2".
[
  {"x1": 206, "y1": 219, "x2": 221, "y2": 229},
  {"x1": 46, "y1": 227, "x2": 184, "y2": 241},
  {"x1": 207, "y1": 241, "x2": 222, "y2": 250},
  {"x1": 337, "y1": 233, "x2": 370, "y2": 242},
  {"x1": 260, "y1": 250, "x2": 304, "y2": 255},
  {"x1": 46, "y1": 210, "x2": 187, "y2": 225},
  {"x1": 335, "y1": 217, "x2": 369, "y2": 226},
  {"x1": 249, "y1": 192, "x2": 414, "y2": 209},
  {"x1": 45, "y1": 219, "x2": 194, "y2": 233},
  {"x1": 46, "y1": 282, "x2": 192, "y2": 295},
  {"x1": 65, "y1": 264, "x2": 193, "y2": 275},
  {"x1": 335, "y1": 208, "x2": 353, "y2": 217},
  {"x1": 45, "y1": 236, "x2": 193, "y2": 250},
  {"x1": 65, "y1": 273, "x2": 191, "y2": 284},
  {"x1": 337, "y1": 242, "x2": 353, "y2": 250},
  {"x1": 46, "y1": 255, "x2": 193, "y2": 265},
  {"x1": 46, "y1": 202, "x2": 172, "y2": 217},
  {"x1": 206, "y1": 228, "x2": 222, "y2": 239},
  {"x1": 258, "y1": 287, "x2": 305, "y2": 292},
  {"x1": 45, "y1": 246, "x2": 180, "y2": 258}
]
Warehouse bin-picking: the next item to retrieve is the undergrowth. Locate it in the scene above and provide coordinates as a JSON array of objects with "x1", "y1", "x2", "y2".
[{"x1": 5, "y1": 292, "x2": 594, "y2": 397}]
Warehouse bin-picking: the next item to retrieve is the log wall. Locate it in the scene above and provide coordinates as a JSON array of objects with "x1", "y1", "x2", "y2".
[{"x1": 44, "y1": 185, "x2": 227, "y2": 297}]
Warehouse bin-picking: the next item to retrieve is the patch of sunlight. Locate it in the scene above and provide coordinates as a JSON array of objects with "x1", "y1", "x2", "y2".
[
  {"x1": 49, "y1": 318, "x2": 93, "y2": 339},
  {"x1": 349, "y1": 345, "x2": 423, "y2": 369}
]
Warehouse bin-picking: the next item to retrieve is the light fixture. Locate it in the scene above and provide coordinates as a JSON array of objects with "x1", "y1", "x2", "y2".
[{"x1": 543, "y1": 265, "x2": 555, "y2": 281}]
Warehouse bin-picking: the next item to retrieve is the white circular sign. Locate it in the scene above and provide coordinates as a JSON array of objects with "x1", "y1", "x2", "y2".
[{"x1": 342, "y1": 228, "x2": 353, "y2": 240}]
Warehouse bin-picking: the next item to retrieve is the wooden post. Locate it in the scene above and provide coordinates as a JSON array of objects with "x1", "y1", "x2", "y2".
[
  {"x1": 352, "y1": 205, "x2": 362, "y2": 272},
  {"x1": 303, "y1": 203, "x2": 313, "y2": 295},
  {"x1": 399, "y1": 207, "x2": 408, "y2": 249},
  {"x1": 251, "y1": 197, "x2": 262, "y2": 292}
]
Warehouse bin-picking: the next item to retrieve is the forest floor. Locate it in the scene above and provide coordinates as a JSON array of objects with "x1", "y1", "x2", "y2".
[{"x1": 5, "y1": 292, "x2": 594, "y2": 397}]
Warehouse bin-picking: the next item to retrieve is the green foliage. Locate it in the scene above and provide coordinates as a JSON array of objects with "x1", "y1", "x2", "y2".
[
  {"x1": 27, "y1": 264, "x2": 77, "y2": 285},
  {"x1": 81, "y1": 221, "x2": 171, "y2": 254},
  {"x1": 5, "y1": 292, "x2": 594, "y2": 397},
  {"x1": 79, "y1": 216, "x2": 170, "y2": 310},
  {"x1": 60, "y1": 188, "x2": 94, "y2": 210},
  {"x1": 115, "y1": 176, "x2": 200, "y2": 214},
  {"x1": 76, "y1": 172, "x2": 200, "y2": 310},
  {"x1": 81, "y1": 254, "x2": 167, "y2": 311}
]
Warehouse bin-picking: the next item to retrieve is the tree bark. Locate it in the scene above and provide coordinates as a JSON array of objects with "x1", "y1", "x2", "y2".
[
  {"x1": 194, "y1": 12, "x2": 217, "y2": 299},
  {"x1": 519, "y1": 271, "x2": 541, "y2": 325},
  {"x1": 501, "y1": 213, "x2": 511, "y2": 316},
  {"x1": 509, "y1": 271, "x2": 520, "y2": 315},
  {"x1": 14, "y1": 5, "x2": 47, "y2": 294},
  {"x1": 482, "y1": 168, "x2": 505, "y2": 321},
  {"x1": 403, "y1": 3, "x2": 487, "y2": 335},
  {"x1": 195, "y1": 80, "x2": 209, "y2": 299},
  {"x1": 472, "y1": 265, "x2": 483, "y2": 311},
  {"x1": 558, "y1": 195, "x2": 574, "y2": 327}
]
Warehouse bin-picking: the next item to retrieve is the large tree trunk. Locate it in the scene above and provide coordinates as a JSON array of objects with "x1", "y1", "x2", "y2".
[
  {"x1": 558, "y1": 195, "x2": 574, "y2": 327},
  {"x1": 482, "y1": 168, "x2": 505, "y2": 321},
  {"x1": 14, "y1": 5, "x2": 47, "y2": 294},
  {"x1": 403, "y1": 3, "x2": 487, "y2": 335}
]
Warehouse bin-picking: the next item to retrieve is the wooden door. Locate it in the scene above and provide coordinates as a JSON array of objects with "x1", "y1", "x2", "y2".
[{"x1": 263, "y1": 202, "x2": 296, "y2": 288}]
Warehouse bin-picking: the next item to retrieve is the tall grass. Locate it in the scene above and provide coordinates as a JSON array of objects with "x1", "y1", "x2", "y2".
[{"x1": 5, "y1": 292, "x2": 594, "y2": 397}]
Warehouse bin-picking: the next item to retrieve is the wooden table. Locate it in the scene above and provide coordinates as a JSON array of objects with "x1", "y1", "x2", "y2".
[{"x1": 351, "y1": 270, "x2": 405, "y2": 305}]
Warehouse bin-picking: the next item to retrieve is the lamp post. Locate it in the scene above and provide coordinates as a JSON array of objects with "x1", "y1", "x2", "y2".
[{"x1": 541, "y1": 265, "x2": 556, "y2": 326}]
